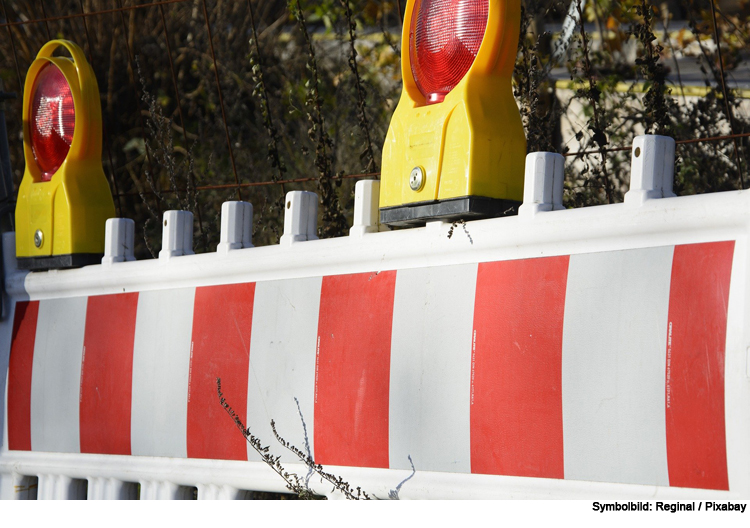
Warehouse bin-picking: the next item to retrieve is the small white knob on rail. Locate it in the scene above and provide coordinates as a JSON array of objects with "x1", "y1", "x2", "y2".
[
  {"x1": 217, "y1": 201, "x2": 253, "y2": 253},
  {"x1": 624, "y1": 135, "x2": 676, "y2": 206},
  {"x1": 518, "y1": 152, "x2": 565, "y2": 218},
  {"x1": 350, "y1": 179, "x2": 380, "y2": 236},
  {"x1": 280, "y1": 191, "x2": 318, "y2": 245},
  {"x1": 159, "y1": 210, "x2": 194, "y2": 260},
  {"x1": 102, "y1": 218, "x2": 136, "y2": 265}
]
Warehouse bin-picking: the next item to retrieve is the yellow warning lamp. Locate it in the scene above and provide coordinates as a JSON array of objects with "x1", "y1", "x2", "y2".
[
  {"x1": 379, "y1": 0, "x2": 526, "y2": 225},
  {"x1": 15, "y1": 40, "x2": 115, "y2": 270}
]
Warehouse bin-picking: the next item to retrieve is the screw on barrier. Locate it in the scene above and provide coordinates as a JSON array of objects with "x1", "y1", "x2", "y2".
[{"x1": 409, "y1": 167, "x2": 425, "y2": 192}]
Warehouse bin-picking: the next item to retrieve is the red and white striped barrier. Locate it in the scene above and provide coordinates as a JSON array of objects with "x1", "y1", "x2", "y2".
[
  {"x1": 1, "y1": 138, "x2": 749, "y2": 499},
  {"x1": 2, "y1": 240, "x2": 739, "y2": 491}
]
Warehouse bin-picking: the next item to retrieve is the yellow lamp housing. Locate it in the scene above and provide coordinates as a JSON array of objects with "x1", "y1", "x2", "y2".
[
  {"x1": 15, "y1": 40, "x2": 115, "y2": 270},
  {"x1": 379, "y1": 0, "x2": 526, "y2": 226}
]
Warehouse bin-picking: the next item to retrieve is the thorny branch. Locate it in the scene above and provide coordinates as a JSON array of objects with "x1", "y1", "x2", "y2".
[
  {"x1": 289, "y1": 0, "x2": 349, "y2": 238},
  {"x1": 631, "y1": 0, "x2": 675, "y2": 136},
  {"x1": 574, "y1": 0, "x2": 613, "y2": 204},
  {"x1": 217, "y1": 377, "x2": 370, "y2": 499},
  {"x1": 340, "y1": 0, "x2": 378, "y2": 174},
  {"x1": 271, "y1": 420, "x2": 371, "y2": 500},
  {"x1": 247, "y1": 0, "x2": 287, "y2": 195}
]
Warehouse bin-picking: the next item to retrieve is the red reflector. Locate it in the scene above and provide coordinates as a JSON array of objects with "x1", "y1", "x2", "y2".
[
  {"x1": 30, "y1": 62, "x2": 75, "y2": 181},
  {"x1": 410, "y1": 0, "x2": 488, "y2": 103}
]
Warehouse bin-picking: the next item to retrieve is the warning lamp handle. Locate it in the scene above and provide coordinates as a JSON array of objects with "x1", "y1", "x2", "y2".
[
  {"x1": 37, "y1": 39, "x2": 86, "y2": 65},
  {"x1": 35, "y1": 40, "x2": 99, "y2": 110}
]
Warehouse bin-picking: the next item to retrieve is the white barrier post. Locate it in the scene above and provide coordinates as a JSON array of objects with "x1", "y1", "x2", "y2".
[
  {"x1": 102, "y1": 218, "x2": 136, "y2": 265},
  {"x1": 217, "y1": 201, "x2": 253, "y2": 254},
  {"x1": 280, "y1": 191, "x2": 318, "y2": 245},
  {"x1": 624, "y1": 135, "x2": 676, "y2": 206},
  {"x1": 350, "y1": 180, "x2": 380, "y2": 236},
  {"x1": 159, "y1": 211, "x2": 194, "y2": 260},
  {"x1": 518, "y1": 152, "x2": 565, "y2": 218}
]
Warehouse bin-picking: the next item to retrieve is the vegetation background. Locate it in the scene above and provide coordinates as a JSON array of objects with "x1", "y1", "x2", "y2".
[{"x1": 0, "y1": 0, "x2": 748, "y2": 259}]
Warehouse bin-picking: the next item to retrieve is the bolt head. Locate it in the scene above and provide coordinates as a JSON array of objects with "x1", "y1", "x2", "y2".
[
  {"x1": 34, "y1": 229, "x2": 43, "y2": 248},
  {"x1": 409, "y1": 166, "x2": 425, "y2": 191}
]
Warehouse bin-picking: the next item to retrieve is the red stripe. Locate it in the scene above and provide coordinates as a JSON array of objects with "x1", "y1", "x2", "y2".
[
  {"x1": 665, "y1": 241, "x2": 734, "y2": 490},
  {"x1": 79, "y1": 293, "x2": 139, "y2": 455},
  {"x1": 8, "y1": 301, "x2": 39, "y2": 451},
  {"x1": 314, "y1": 271, "x2": 396, "y2": 468},
  {"x1": 187, "y1": 283, "x2": 255, "y2": 460},
  {"x1": 470, "y1": 256, "x2": 569, "y2": 478}
]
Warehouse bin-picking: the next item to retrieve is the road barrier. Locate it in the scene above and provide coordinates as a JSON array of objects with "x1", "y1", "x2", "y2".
[{"x1": 1, "y1": 136, "x2": 749, "y2": 499}]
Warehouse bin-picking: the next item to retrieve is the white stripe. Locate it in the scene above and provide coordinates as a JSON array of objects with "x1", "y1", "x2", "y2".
[
  {"x1": 30, "y1": 297, "x2": 87, "y2": 453},
  {"x1": 724, "y1": 239, "x2": 746, "y2": 493},
  {"x1": 0, "y1": 301, "x2": 15, "y2": 452},
  {"x1": 389, "y1": 264, "x2": 477, "y2": 473},
  {"x1": 131, "y1": 288, "x2": 195, "y2": 458},
  {"x1": 246, "y1": 278, "x2": 321, "y2": 464},
  {"x1": 562, "y1": 247, "x2": 672, "y2": 485}
]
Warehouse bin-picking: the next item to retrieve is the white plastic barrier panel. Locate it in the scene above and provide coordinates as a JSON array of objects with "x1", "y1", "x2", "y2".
[{"x1": 0, "y1": 140, "x2": 749, "y2": 499}]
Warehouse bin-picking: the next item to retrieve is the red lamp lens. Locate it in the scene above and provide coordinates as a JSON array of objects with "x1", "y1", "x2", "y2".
[
  {"x1": 410, "y1": 0, "x2": 489, "y2": 103},
  {"x1": 30, "y1": 62, "x2": 75, "y2": 181}
]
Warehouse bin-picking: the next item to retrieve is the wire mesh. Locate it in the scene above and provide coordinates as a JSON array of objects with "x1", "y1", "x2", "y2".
[{"x1": 0, "y1": 0, "x2": 747, "y2": 253}]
